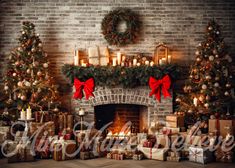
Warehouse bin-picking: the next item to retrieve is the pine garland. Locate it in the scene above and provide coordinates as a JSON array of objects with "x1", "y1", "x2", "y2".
[
  {"x1": 101, "y1": 8, "x2": 141, "y2": 46},
  {"x1": 62, "y1": 64, "x2": 180, "y2": 88}
]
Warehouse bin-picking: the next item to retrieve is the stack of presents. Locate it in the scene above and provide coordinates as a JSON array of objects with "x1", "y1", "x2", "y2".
[
  {"x1": 106, "y1": 114, "x2": 235, "y2": 164},
  {"x1": 0, "y1": 112, "x2": 235, "y2": 164}
]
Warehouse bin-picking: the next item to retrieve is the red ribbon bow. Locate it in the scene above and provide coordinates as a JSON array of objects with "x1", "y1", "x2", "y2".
[
  {"x1": 73, "y1": 78, "x2": 95, "y2": 100},
  {"x1": 149, "y1": 75, "x2": 171, "y2": 102}
]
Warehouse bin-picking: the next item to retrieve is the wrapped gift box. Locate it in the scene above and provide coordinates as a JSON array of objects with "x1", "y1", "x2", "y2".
[
  {"x1": 189, "y1": 146, "x2": 214, "y2": 164},
  {"x1": 166, "y1": 115, "x2": 184, "y2": 128},
  {"x1": 219, "y1": 119, "x2": 235, "y2": 138},
  {"x1": 30, "y1": 121, "x2": 55, "y2": 137},
  {"x1": 137, "y1": 145, "x2": 168, "y2": 161},
  {"x1": 156, "y1": 134, "x2": 170, "y2": 148},
  {"x1": 53, "y1": 140, "x2": 76, "y2": 161},
  {"x1": 215, "y1": 147, "x2": 234, "y2": 163},
  {"x1": 8, "y1": 143, "x2": 35, "y2": 163}
]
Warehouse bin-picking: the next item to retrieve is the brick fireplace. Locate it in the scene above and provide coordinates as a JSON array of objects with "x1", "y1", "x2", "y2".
[{"x1": 72, "y1": 86, "x2": 172, "y2": 132}]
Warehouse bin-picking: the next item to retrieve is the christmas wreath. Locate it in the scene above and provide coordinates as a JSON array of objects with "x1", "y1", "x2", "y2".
[{"x1": 101, "y1": 8, "x2": 142, "y2": 46}]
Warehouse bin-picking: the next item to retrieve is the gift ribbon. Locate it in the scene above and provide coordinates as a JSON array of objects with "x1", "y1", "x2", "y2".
[
  {"x1": 73, "y1": 78, "x2": 95, "y2": 100},
  {"x1": 149, "y1": 75, "x2": 171, "y2": 102},
  {"x1": 190, "y1": 148, "x2": 202, "y2": 162}
]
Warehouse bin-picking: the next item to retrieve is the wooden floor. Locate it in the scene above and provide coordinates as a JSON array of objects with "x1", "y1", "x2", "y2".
[{"x1": 0, "y1": 158, "x2": 235, "y2": 168}]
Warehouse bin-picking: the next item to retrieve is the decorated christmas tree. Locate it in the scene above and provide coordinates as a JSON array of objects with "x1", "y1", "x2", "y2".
[
  {"x1": 177, "y1": 20, "x2": 233, "y2": 116},
  {"x1": 3, "y1": 21, "x2": 59, "y2": 117}
]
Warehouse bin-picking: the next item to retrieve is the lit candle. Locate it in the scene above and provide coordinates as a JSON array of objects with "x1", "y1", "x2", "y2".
[
  {"x1": 209, "y1": 137, "x2": 215, "y2": 146},
  {"x1": 137, "y1": 62, "x2": 141, "y2": 66},
  {"x1": 74, "y1": 47, "x2": 79, "y2": 66},
  {"x1": 167, "y1": 55, "x2": 172, "y2": 64},
  {"x1": 145, "y1": 60, "x2": 150, "y2": 66},
  {"x1": 117, "y1": 52, "x2": 122, "y2": 65},
  {"x1": 81, "y1": 63, "x2": 87, "y2": 67},
  {"x1": 122, "y1": 56, "x2": 126, "y2": 62},
  {"x1": 21, "y1": 109, "x2": 26, "y2": 120},
  {"x1": 121, "y1": 62, "x2": 125, "y2": 66},
  {"x1": 193, "y1": 97, "x2": 198, "y2": 107},
  {"x1": 150, "y1": 61, "x2": 154, "y2": 66},
  {"x1": 159, "y1": 59, "x2": 163, "y2": 65},
  {"x1": 133, "y1": 59, "x2": 137, "y2": 66},
  {"x1": 26, "y1": 106, "x2": 32, "y2": 120},
  {"x1": 79, "y1": 108, "x2": 85, "y2": 116},
  {"x1": 112, "y1": 58, "x2": 117, "y2": 66},
  {"x1": 162, "y1": 58, "x2": 166, "y2": 64}
]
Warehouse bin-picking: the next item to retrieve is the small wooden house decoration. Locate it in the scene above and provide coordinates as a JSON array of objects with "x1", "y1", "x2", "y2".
[{"x1": 154, "y1": 42, "x2": 170, "y2": 65}]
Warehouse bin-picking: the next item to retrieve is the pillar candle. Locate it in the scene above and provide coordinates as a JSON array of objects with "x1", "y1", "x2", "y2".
[
  {"x1": 150, "y1": 61, "x2": 154, "y2": 66},
  {"x1": 162, "y1": 58, "x2": 166, "y2": 64},
  {"x1": 21, "y1": 109, "x2": 26, "y2": 120},
  {"x1": 79, "y1": 109, "x2": 85, "y2": 116},
  {"x1": 145, "y1": 60, "x2": 150, "y2": 66},
  {"x1": 193, "y1": 97, "x2": 198, "y2": 107},
  {"x1": 159, "y1": 59, "x2": 163, "y2": 65},
  {"x1": 26, "y1": 106, "x2": 32, "y2": 120},
  {"x1": 167, "y1": 55, "x2": 172, "y2": 64},
  {"x1": 122, "y1": 56, "x2": 126, "y2": 62},
  {"x1": 113, "y1": 58, "x2": 117, "y2": 66},
  {"x1": 133, "y1": 59, "x2": 137, "y2": 66},
  {"x1": 74, "y1": 48, "x2": 79, "y2": 66},
  {"x1": 117, "y1": 52, "x2": 122, "y2": 65}
]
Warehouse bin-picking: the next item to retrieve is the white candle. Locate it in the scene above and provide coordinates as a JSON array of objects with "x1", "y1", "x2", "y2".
[
  {"x1": 167, "y1": 55, "x2": 172, "y2": 64},
  {"x1": 26, "y1": 106, "x2": 32, "y2": 120},
  {"x1": 193, "y1": 97, "x2": 198, "y2": 107},
  {"x1": 209, "y1": 137, "x2": 215, "y2": 146},
  {"x1": 122, "y1": 56, "x2": 126, "y2": 62},
  {"x1": 112, "y1": 58, "x2": 117, "y2": 66},
  {"x1": 145, "y1": 60, "x2": 150, "y2": 66},
  {"x1": 117, "y1": 52, "x2": 122, "y2": 65},
  {"x1": 79, "y1": 108, "x2": 85, "y2": 116},
  {"x1": 150, "y1": 61, "x2": 154, "y2": 66},
  {"x1": 81, "y1": 63, "x2": 87, "y2": 67},
  {"x1": 21, "y1": 109, "x2": 26, "y2": 120},
  {"x1": 133, "y1": 59, "x2": 137, "y2": 66},
  {"x1": 159, "y1": 59, "x2": 163, "y2": 65},
  {"x1": 137, "y1": 62, "x2": 141, "y2": 66},
  {"x1": 74, "y1": 48, "x2": 79, "y2": 66},
  {"x1": 121, "y1": 62, "x2": 125, "y2": 66},
  {"x1": 162, "y1": 58, "x2": 166, "y2": 64}
]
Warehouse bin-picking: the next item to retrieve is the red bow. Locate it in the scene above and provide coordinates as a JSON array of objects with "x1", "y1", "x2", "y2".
[
  {"x1": 73, "y1": 78, "x2": 95, "y2": 100},
  {"x1": 149, "y1": 75, "x2": 171, "y2": 102}
]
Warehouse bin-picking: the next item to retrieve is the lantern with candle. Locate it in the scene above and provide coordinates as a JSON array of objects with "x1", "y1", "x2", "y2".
[{"x1": 154, "y1": 42, "x2": 172, "y2": 65}]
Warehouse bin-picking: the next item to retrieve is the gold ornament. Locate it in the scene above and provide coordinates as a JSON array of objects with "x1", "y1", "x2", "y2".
[
  {"x1": 214, "y1": 82, "x2": 219, "y2": 87},
  {"x1": 208, "y1": 26, "x2": 213, "y2": 30},
  {"x1": 199, "y1": 95, "x2": 205, "y2": 102},
  {"x1": 204, "y1": 103, "x2": 209, "y2": 108},
  {"x1": 38, "y1": 43, "x2": 42, "y2": 48},
  {"x1": 17, "y1": 81, "x2": 23, "y2": 87},
  {"x1": 37, "y1": 71, "x2": 42, "y2": 76},
  {"x1": 43, "y1": 63, "x2": 48, "y2": 68},
  {"x1": 20, "y1": 95, "x2": 27, "y2": 101},
  {"x1": 215, "y1": 76, "x2": 220, "y2": 81},
  {"x1": 4, "y1": 85, "x2": 9, "y2": 90},
  {"x1": 226, "y1": 83, "x2": 231, "y2": 88},
  {"x1": 196, "y1": 57, "x2": 201, "y2": 62},
  {"x1": 31, "y1": 47, "x2": 36, "y2": 52},
  {"x1": 224, "y1": 91, "x2": 229, "y2": 96},
  {"x1": 26, "y1": 69, "x2": 31, "y2": 74},
  {"x1": 195, "y1": 50, "x2": 200, "y2": 55},
  {"x1": 202, "y1": 84, "x2": 207, "y2": 90},
  {"x1": 205, "y1": 75, "x2": 211, "y2": 80},
  {"x1": 209, "y1": 55, "x2": 214, "y2": 61}
]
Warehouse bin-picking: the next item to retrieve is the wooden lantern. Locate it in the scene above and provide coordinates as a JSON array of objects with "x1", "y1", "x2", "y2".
[{"x1": 154, "y1": 43, "x2": 169, "y2": 65}]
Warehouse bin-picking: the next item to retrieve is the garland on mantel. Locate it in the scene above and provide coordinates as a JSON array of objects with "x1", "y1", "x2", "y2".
[{"x1": 62, "y1": 64, "x2": 180, "y2": 88}]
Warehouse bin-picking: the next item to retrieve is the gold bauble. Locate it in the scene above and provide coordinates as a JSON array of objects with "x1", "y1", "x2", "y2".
[{"x1": 20, "y1": 95, "x2": 27, "y2": 101}]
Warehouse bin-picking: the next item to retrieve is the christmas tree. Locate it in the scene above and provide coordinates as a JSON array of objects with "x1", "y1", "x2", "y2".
[
  {"x1": 3, "y1": 21, "x2": 59, "y2": 116},
  {"x1": 177, "y1": 20, "x2": 233, "y2": 116}
]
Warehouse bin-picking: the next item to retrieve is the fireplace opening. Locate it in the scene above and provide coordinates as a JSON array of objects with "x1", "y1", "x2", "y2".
[{"x1": 94, "y1": 104, "x2": 148, "y2": 134}]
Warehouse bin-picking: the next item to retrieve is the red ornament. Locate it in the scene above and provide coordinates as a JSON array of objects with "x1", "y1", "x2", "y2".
[
  {"x1": 73, "y1": 78, "x2": 95, "y2": 100},
  {"x1": 149, "y1": 75, "x2": 171, "y2": 102}
]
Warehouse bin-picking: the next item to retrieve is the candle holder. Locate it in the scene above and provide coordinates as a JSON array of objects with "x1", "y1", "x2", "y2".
[{"x1": 78, "y1": 108, "x2": 86, "y2": 132}]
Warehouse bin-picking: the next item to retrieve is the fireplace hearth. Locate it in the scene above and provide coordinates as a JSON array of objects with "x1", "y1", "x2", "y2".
[{"x1": 72, "y1": 86, "x2": 173, "y2": 131}]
